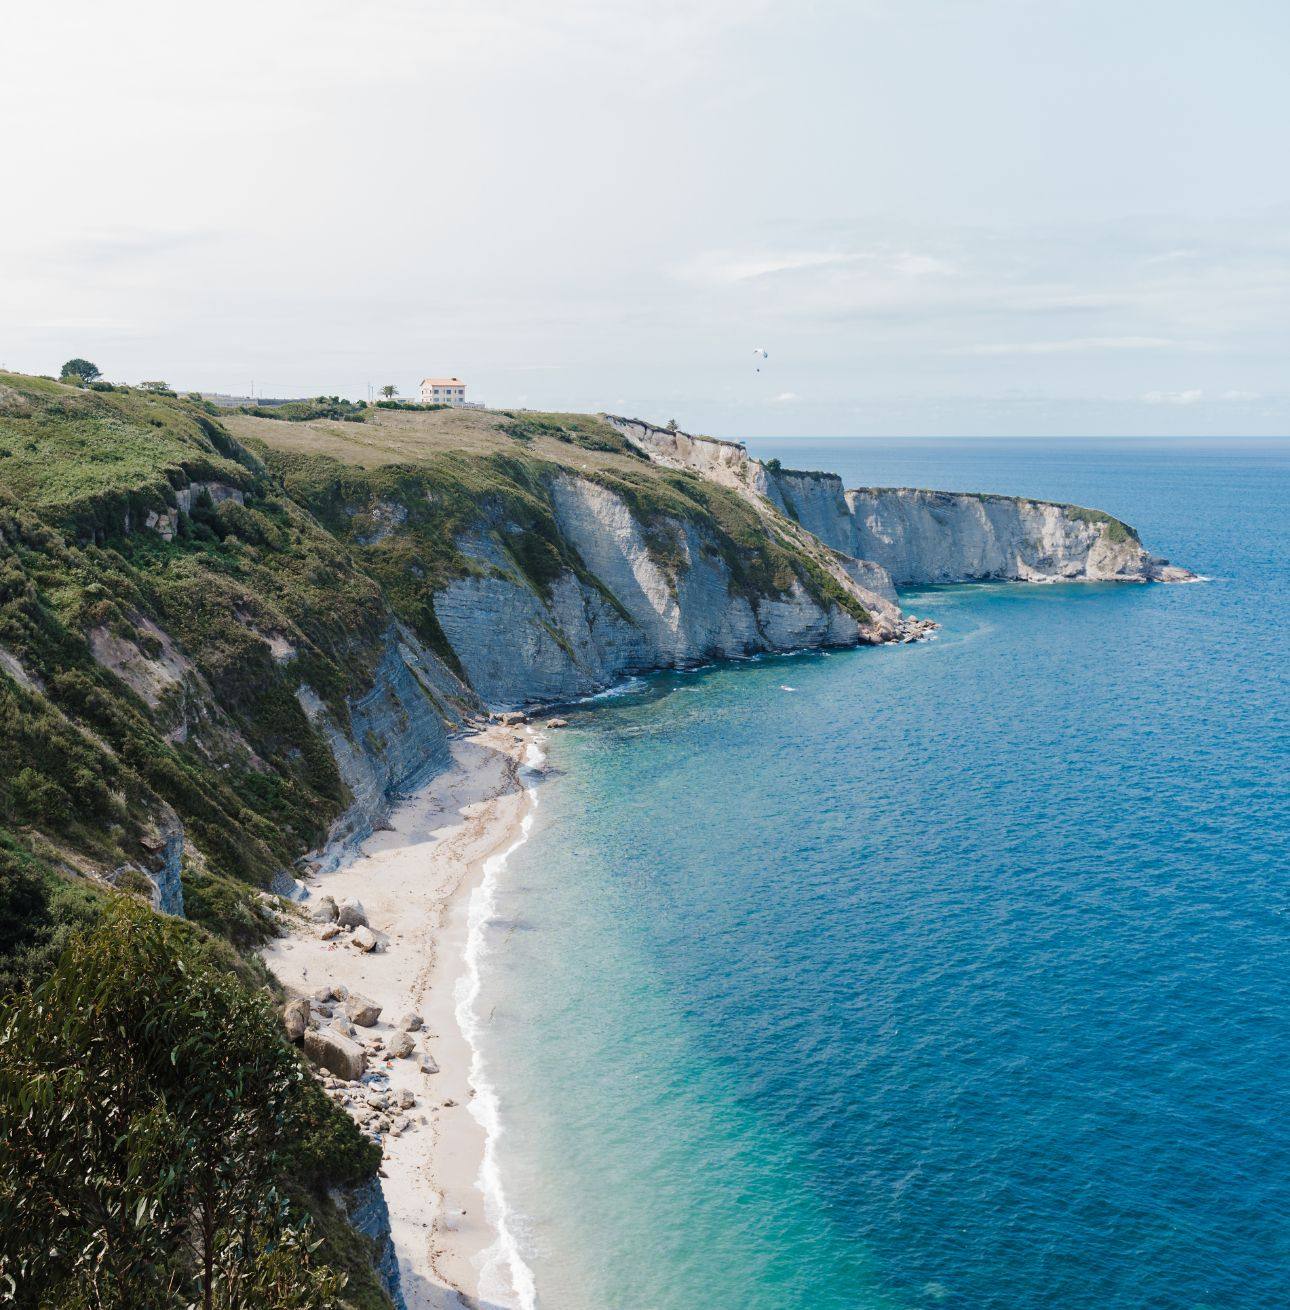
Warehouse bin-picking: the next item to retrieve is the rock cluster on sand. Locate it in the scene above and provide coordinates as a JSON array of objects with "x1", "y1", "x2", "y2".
[
  {"x1": 304, "y1": 1027, "x2": 366, "y2": 1081},
  {"x1": 337, "y1": 897, "x2": 368, "y2": 928},
  {"x1": 282, "y1": 997, "x2": 309, "y2": 1042},
  {"x1": 311, "y1": 895, "x2": 338, "y2": 923},
  {"x1": 345, "y1": 994, "x2": 382, "y2": 1027}
]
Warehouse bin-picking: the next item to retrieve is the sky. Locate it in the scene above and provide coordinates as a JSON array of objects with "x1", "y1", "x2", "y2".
[{"x1": 2, "y1": 0, "x2": 1289, "y2": 437}]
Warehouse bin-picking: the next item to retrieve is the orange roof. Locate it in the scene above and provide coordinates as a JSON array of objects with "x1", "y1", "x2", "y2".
[{"x1": 421, "y1": 377, "x2": 465, "y2": 386}]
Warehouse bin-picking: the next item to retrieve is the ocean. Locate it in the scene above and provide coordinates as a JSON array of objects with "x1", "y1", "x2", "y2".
[{"x1": 474, "y1": 438, "x2": 1289, "y2": 1310}]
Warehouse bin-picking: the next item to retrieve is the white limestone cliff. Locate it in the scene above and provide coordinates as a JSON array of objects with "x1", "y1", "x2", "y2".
[
  {"x1": 606, "y1": 416, "x2": 1193, "y2": 587},
  {"x1": 432, "y1": 475, "x2": 920, "y2": 710}
]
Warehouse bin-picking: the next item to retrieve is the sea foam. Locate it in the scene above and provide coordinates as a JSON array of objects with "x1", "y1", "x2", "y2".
[{"x1": 454, "y1": 735, "x2": 546, "y2": 1310}]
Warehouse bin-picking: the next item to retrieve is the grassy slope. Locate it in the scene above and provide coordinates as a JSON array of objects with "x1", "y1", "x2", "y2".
[
  {"x1": 0, "y1": 372, "x2": 409, "y2": 1303},
  {"x1": 0, "y1": 372, "x2": 405, "y2": 934},
  {"x1": 231, "y1": 405, "x2": 873, "y2": 628}
]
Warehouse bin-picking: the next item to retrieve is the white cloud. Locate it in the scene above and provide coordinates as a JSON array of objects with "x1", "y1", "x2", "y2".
[
  {"x1": 958, "y1": 337, "x2": 1177, "y2": 356},
  {"x1": 1143, "y1": 389, "x2": 1205, "y2": 405},
  {"x1": 769, "y1": 392, "x2": 800, "y2": 403},
  {"x1": 677, "y1": 251, "x2": 859, "y2": 284}
]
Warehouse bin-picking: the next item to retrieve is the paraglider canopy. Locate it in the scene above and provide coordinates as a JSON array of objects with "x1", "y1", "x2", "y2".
[{"x1": 753, "y1": 347, "x2": 768, "y2": 372}]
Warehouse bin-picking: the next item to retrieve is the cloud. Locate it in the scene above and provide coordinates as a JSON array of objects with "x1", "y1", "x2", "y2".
[
  {"x1": 677, "y1": 248, "x2": 953, "y2": 286},
  {"x1": 769, "y1": 391, "x2": 800, "y2": 403},
  {"x1": 957, "y1": 336, "x2": 1177, "y2": 356},
  {"x1": 1142, "y1": 389, "x2": 1205, "y2": 405}
]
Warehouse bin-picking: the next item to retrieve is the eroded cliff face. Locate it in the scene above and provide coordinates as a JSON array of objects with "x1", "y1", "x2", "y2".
[
  {"x1": 834, "y1": 487, "x2": 1189, "y2": 585},
  {"x1": 297, "y1": 624, "x2": 476, "y2": 868},
  {"x1": 607, "y1": 416, "x2": 1193, "y2": 588},
  {"x1": 433, "y1": 474, "x2": 912, "y2": 709}
]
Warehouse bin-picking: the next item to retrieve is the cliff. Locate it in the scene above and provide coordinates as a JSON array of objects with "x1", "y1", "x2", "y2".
[
  {"x1": 252, "y1": 410, "x2": 927, "y2": 715},
  {"x1": 0, "y1": 373, "x2": 1190, "y2": 1303},
  {"x1": 607, "y1": 417, "x2": 1193, "y2": 587}
]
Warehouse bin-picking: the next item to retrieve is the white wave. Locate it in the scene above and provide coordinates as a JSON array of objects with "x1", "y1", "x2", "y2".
[
  {"x1": 779, "y1": 685, "x2": 797, "y2": 692},
  {"x1": 576, "y1": 675, "x2": 645, "y2": 703},
  {"x1": 454, "y1": 735, "x2": 545, "y2": 1310}
]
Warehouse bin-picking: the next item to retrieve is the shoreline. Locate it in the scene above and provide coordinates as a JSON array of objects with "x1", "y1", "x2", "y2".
[{"x1": 262, "y1": 722, "x2": 542, "y2": 1309}]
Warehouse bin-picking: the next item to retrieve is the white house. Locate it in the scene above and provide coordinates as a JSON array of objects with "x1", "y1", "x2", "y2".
[{"x1": 420, "y1": 376, "x2": 467, "y2": 406}]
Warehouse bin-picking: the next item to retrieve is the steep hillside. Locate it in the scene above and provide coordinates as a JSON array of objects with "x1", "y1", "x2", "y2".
[
  {"x1": 0, "y1": 376, "x2": 923, "y2": 934},
  {"x1": 230, "y1": 406, "x2": 924, "y2": 708}
]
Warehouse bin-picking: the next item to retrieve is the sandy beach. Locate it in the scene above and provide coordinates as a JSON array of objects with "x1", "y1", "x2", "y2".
[{"x1": 263, "y1": 722, "x2": 540, "y2": 1309}]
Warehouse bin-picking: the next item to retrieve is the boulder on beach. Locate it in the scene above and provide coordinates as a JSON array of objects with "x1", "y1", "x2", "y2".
[
  {"x1": 337, "y1": 897, "x2": 368, "y2": 928},
  {"x1": 344, "y1": 994, "x2": 382, "y2": 1027},
  {"x1": 351, "y1": 925, "x2": 378, "y2": 952},
  {"x1": 311, "y1": 895, "x2": 338, "y2": 923},
  {"x1": 303, "y1": 1027, "x2": 366, "y2": 1081},
  {"x1": 418, "y1": 1052, "x2": 440, "y2": 1076},
  {"x1": 311, "y1": 985, "x2": 333, "y2": 1003},
  {"x1": 282, "y1": 997, "x2": 309, "y2": 1043},
  {"x1": 399, "y1": 1011, "x2": 423, "y2": 1032},
  {"x1": 330, "y1": 1016, "x2": 357, "y2": 1038},
  {"x1": 545, "y1": 717, "x2": 568, "y2": 729},
  {"x1": 387, "y1": 1031, "x2": 415, "y2": 1059},
  {"x1": 319, "y1": 923, "x2": 340, "y2": 940}
]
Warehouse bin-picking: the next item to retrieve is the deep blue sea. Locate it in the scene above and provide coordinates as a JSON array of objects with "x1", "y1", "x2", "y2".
[{"x1": 478, "y1": 438, "x2": 1289, "y2": 1310}]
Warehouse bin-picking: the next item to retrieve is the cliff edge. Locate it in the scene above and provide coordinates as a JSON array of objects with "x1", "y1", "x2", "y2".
[{"x1": 607, "y1": 417, "x2": 1194, "y2": 588}]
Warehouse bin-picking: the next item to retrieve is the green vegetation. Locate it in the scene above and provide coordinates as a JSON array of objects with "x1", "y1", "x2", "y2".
[
  {"x1": 59, "y1": 358, "x2": 101, "y2": 385},
  {"x1": 498, "y1": 410, "x2": 646, "y2": 458},
  {"x1": 0, "y1": 898, "x2": 381, "y2": 1308},
  {"x1": 238, "y1": 398, "x2": 369, "y2": 424}
]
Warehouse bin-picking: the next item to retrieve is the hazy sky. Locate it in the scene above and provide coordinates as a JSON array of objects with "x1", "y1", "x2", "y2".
[{"x1": 3, "y1": 1, "x2": 1289, "y2": 436}]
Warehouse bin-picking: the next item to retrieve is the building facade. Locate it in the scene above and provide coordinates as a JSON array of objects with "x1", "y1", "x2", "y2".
[{"x1": 420, "y1": 376, "x2": 467, "y2": 405}]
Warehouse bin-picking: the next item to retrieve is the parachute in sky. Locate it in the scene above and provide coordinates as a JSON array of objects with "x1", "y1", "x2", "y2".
[{"x1": 753, "y1": 347, "x2": 769, "y2": 373}]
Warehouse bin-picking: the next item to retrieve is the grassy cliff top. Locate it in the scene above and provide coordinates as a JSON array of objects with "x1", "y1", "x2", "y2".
[
  {"x1": 224, "y1": 405, "x2": 651, "y2": 477},
  {"x1": 0, "y1": 372, "x2": 254, "y2": 518}
]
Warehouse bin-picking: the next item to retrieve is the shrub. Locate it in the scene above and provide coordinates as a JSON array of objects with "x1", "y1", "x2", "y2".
[{"x1": 0, "y1": 899, "x2": 369, "y2": 1307}]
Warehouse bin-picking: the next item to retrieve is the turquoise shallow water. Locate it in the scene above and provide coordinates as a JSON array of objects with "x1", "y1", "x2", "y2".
[{"x1": 477, "y1": 439, "x2": 1288, "y2": 1310}]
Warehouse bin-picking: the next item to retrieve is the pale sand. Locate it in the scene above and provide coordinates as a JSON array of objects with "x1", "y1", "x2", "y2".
[{"x1": 262, "y1": 723, "x2": 537, "y2": 1309}]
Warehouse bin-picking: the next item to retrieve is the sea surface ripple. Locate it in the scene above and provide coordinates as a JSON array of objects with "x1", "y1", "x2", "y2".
[{"x1": 476, "y1": 438, "x2": 1288, "y2": 1310}]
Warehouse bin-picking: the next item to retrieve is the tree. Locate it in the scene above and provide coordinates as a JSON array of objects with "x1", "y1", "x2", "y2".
[
  {"x1": 379, "y1": 384, "x2": 398, "y2": 399},
  {"x1": 0, "y1": 899, "x2": 358, "y2": 1308},
  {"x1": 138, "y1": 380, "x2": 171, "y2": 394},
  {"x1": 666, "y1": 418, "x2": 679, "y2": 433},
  {"x1": 59, "y1": 359, "x2": 101, "y2": 384}
]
